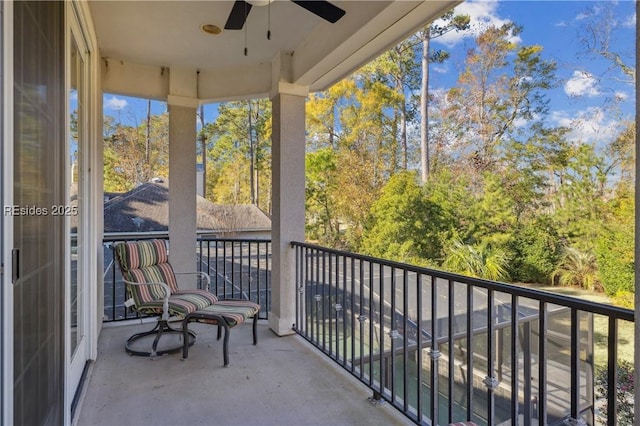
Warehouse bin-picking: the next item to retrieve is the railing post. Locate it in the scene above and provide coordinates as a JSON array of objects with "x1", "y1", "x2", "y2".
[
  {"x1": 522, "y1": 320, "x2": 532, "y2": 424},
  {"x1": 430, "y1": 276, "x2": 439, "y2": 425},
  {"x1": 606, "y1": 317, "x2": 618, "y2": 426}
]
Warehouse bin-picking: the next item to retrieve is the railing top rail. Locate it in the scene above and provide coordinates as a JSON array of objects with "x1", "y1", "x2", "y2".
[
  {"x1": 291, "y1": 241, "x2": 634, "y2": 321},
  {"x1": 198, "y1": 237, "x2": 272, "y2": 243},
  {"x1": 103, "y1": 231, "x2": 170, "y2": 242},
  {"x1": 103, "y1": 233, "x2": 271, "y2": 244}
]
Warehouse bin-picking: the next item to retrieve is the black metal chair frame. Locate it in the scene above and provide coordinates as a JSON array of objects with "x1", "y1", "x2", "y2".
[
  {"x1": 181, "y1": 303, "x2": 259, "y2": 367},
  {"x1": 122, "y1": 272, "x2": 207, "y2": 357}
]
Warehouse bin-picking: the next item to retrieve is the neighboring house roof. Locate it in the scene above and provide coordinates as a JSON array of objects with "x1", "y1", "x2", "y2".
[{"x1": 103, "y1": 178, "x2": 271, "y2": 233}]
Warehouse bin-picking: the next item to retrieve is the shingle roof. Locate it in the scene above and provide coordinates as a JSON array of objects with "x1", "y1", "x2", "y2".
[{"x1": 103, "y1": 179, "x2": 271, "y2": 233}]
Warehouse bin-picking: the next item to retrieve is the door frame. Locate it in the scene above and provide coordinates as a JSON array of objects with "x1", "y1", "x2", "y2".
[
  {"x1": 65, "y1": 2, "x2": 99, "y2": 423},
  {"x1": 2, "y1": 1, "x2": 14, "y2": 424},
  {"x1": 66, "y1": 3, "x2": 91, "y2": 409}
]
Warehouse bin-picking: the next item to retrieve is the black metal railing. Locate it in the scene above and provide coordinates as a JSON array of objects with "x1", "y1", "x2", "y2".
[
  {"x1": 198, "y1": 237, "x2": 271, "y2": 320},
  {"x1": 103, "y1": 234, "x2": 271, "y2": 322},
  {"x1": 292, "y1": 241, "x2": 634, "y2": 426}
]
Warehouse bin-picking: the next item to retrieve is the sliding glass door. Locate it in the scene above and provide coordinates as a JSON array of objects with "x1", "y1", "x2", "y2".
[{"x1": 13, "y1": 2, "x2": 65, "y2": 424}]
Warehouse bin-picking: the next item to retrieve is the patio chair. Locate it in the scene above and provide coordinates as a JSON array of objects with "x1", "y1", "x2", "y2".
[{"x1": 114, "y1": 239, "x2": 260, "y2": 365}]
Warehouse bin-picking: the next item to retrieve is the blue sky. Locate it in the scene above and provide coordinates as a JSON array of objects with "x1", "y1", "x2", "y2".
[
  {"x1": 103, "y1": 0, "x2": 636, "y2": 147},
  {"x1": 430, "y1": 0, "x2": 636, "y2": 146}
]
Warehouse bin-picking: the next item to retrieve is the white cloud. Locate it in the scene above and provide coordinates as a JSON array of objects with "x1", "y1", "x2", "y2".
[
  {"x1": 433, "y1": 0, "x2": 516, "y2": 48},
  {"x1": 575, "y1": 12, "x2": 591, "y2": 21},
  {"x1": 105, "y1": 96, "x2": 128, "y2": 110},
  {"x1": 432, "y1": 65, "x2": 448, "y2": 74},
  {"x1": 564, "y1": 71, "x2": 600, "y2": 97},
  {"x1": 550, "y1": 107, "x2": 620, "y2": 146},
  {"x1": 622, "y1": 12, "x2": 636, "y2": 28}
]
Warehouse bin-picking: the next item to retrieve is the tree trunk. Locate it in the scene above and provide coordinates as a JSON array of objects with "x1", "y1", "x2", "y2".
[
  {"x1": 145, "y1": 99, "x2": 151, "y2": 180},
  {"x1": 200, "y1": 104, "x2": 207, "y2": 198},
  {"x1": 248, "y1": 101, "x2": 256, "y2": 204},
  {"x1": 420, "y1": 31, "x2": 430, "y2": 183}
]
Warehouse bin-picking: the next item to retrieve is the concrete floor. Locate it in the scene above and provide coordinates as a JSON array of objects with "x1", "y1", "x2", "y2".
[{"x1": 75, "y1": 320, "x2": 412, "y2": 426}]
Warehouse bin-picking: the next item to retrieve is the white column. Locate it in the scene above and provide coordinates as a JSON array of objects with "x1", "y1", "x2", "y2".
[
  {"x1": 167, "y1": 89, "x2": 198, "y2": 287},
  {"x1": 269, "y1": 86, "x2": 307, "y2": 336}
]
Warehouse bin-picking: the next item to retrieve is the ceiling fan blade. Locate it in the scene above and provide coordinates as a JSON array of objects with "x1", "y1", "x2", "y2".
[
  {"x1": 225, "y1": 0, "x2": 253, "y2": 30},
  {"x1": 291, "y1": 1, "x2": 345, "y2": 24}
]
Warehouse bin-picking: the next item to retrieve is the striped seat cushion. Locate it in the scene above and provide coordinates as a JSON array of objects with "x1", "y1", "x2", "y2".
[
  {"x1": 135, "y1": 290, "x2": 219, "y2": 317},
  {"x1": 191, "y1": 300, "x2": 261, "y2": 326}
]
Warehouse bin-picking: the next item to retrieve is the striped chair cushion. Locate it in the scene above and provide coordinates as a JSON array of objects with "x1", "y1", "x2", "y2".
[
  {"x1": 192, "y1": 300, "x2": 260, "y2": 326},
  {"x1": 136, "y1": 290, "x2": 220, "y2": 317},
  {"x1": 115, "y1": 239, "x2": 185, "y2": 307},
  {"x1": 115, "y1": 240, "x2": 219, "y2": 317}
]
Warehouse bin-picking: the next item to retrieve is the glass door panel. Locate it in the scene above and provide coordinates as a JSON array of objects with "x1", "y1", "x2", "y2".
[
  {"x1": 68, "y1": 14, "x2": 90, "y2": 402},
  {"x1": 13, "y1": 2, "x2": 65, "y2": 424},
  {"x1": 69, "y1": 34, "x2": 83, "y2": 359}
]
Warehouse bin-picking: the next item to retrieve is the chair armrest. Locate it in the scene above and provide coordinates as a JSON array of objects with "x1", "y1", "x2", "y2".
[
  {"x1": 175, "y1": 272, "x2": 211, "y2": 291},
  {"x1": 122, "y1": 279, "x2": 171, "y2": 321}
]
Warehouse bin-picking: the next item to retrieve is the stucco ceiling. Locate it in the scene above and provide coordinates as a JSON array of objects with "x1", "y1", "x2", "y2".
[{"x1": 89, "y1": 1, "x2": 458, "y2": 101}]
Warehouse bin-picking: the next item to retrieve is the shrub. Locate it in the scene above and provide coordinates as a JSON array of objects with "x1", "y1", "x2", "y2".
[
  {"x1": 551, "y1": 247, "x2": 600, "y2": 291},
  {"x1": 509, "y1": 220, "x2": 561, "y2": 283},
  {"x1": 595, "y1": 229, "x2": 634, "y2": 296},
  {"x1": 594, "y1": 360, "x2": 634, "y2": 425}
]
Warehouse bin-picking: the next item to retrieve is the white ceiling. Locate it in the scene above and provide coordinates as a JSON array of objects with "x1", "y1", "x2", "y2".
[
  {"x1": 90, "y1": 1, "x2": 340, "y2": 70},
  {"x1": 89, "y1": 1, "x2": 458, "y2": 101}
]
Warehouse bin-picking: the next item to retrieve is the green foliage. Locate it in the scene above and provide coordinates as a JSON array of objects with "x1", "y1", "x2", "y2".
[
  {"x1": 305, "y1": 148, "x2": 340, "y2": 244},
  {"x1": 103, "y1": 111, "x2": 169, "y2": 192},
  {"x1": 422, "y1": 168, "x2": 476, "y2": 245},
  {"x1": 360, "y1": 172, "x2": 444, "y2": 263},
  {"x1": 595, "y1": 233, "x2": 633, "y2": 295},
  {"x1": 595, "y1": 187, "x2": 634, "y2": 295},
  {"x1": 552, "y1": 247, "x2": 600, "y2": 291},
  {"x1": 471, "y1": 172, "x2": 517, "y2": 247},
  {"x1": 508, "y1": 218, "x2": 561, "y2": 283},
  {"x1": 202, "y1": 99, "x2": 272, "y2": 211},
  {"x1": 442, "y1": 240, "x2": 510, "y2": 281}
]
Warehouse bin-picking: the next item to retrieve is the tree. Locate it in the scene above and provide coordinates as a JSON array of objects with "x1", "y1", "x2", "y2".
[
  {"x1": 103, "y1": 112, "x2": 169, "y2": 192},
  {"x1": 202, "y1": 99, "x2": 272, "y2": 212},
  {"x1": 578, "y1": 2, "x2": 635, "y2": 87},
  {"x1": 361, "y1": 171, "x2": 444, "y2": 263},
  {"x1": 365, "y1": 39, "x2": 421, "y2": 170},
  {"x1": 549, "y1": 142, "x2": 608, "y2": 249},
  {"x1": 306, "y1": 73, "x2": 408, "y2": 248},
  {"x1": 509, "y1": 217, "x2": 561, "y2": 284},
  {"x1": 197, "y1": 104, "x2": 207, "y2": 198},
  {"x1": 440, "y1": 23, "x2": 557, "y2": 173},
  {"x1": 305, "y1": 148, "x2": 340, "y2": 244},
  {"x1": 419, "y1": 11, "x2": 470, "y2": 182}
]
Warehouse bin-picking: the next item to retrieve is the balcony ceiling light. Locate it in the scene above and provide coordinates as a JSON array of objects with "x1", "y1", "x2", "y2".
[
  {"x1": 201, "y1": 24, "x2": 222, "y2": 35},
  {"x1": 247, "y1": 0, "x2": 273, "y2": 6}
]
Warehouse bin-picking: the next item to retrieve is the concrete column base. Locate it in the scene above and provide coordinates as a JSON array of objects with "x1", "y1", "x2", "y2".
[{"x1": 268, "y1": 313, "x2": 296, "y2": 336}]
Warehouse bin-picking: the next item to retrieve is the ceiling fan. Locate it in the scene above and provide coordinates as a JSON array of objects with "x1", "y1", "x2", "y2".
[{"x1": 224, "y1": 0, "x2": 346, "y2": 31}]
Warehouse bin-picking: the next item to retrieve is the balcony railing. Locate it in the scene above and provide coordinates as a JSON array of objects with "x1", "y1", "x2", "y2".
[
  {"x1": 291, "y1": 241, "x2": 634, "y2": 426},
  {"x1": 103, "y1": 233, "x2": 270, "y2": 322}
]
